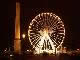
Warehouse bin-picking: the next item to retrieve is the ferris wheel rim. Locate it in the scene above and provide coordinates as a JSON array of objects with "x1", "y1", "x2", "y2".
[{"x1": 28, "y1": 12, "x2": 65, "y2": 53}]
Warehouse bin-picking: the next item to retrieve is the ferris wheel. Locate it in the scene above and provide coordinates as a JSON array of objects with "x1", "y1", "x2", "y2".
[{"x1": 28, "y1": 13, "x2": 65, "y2": 54}]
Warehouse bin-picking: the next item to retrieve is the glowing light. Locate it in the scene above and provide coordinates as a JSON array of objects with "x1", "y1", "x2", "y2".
[
  {"x1": 77, "y1": 49, "x2": 79, "y2": 51},
  {"x1": 22, "y1": 34, "x2": 26, "y2": 38},
  {"x1": 10, "y1": 54, "x2": 13, "y2": 57},
  {"x1": 28, "y1": 12, "x2": 65, "y2": 54}
]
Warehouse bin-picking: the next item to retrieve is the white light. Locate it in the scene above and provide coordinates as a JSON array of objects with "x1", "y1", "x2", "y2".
[
  {"x1": 10, "y1": 54, "x2": 13, "y2": 57},
  {"x1": 77, "y1": 49, "x2": 79, "y2": 51},
  {"x1": 30, "y1": 23, "x2": 32, "y2": 26},
  {"x1": 29, "y1": 26, "x2": 31, "y2": 29},
  {"x1": 27, "y1": 50, "x2": 29, "y2": 52},
  {"x1": 32, "y1": 25, "x2": 34, "y2": 26},
  {"x1": 47, "y1": 13, "x2": 49, "y2": 15},
  {"x1": 4, "y1": 50, "x2": 6, "y2": 52},
  {"x1": 22, "y1": 34, "x2": 26, "y2": 39},
  {"x1": 54, "y1": 34, "x2": 55, "y2": 35}
]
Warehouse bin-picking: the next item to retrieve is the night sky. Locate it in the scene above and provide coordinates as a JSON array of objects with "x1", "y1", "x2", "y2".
[{"x1": 0, "y1": 0, "x2": 80, "y2": 50}]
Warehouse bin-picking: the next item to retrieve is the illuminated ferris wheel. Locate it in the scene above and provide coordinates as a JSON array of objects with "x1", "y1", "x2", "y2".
[{"x1": 28, "y1": 13, "x2": 65, "y2": 54}]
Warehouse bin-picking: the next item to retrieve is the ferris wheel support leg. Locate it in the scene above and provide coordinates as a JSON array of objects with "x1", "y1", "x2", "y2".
[{"x1": 48, "y1": 36, "x2": 55, "y2": 53}]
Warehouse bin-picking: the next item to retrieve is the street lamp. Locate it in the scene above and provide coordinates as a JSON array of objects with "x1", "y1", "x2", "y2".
[{"x1": 22, "y1": 34, "x2": 26, "y2": 39}]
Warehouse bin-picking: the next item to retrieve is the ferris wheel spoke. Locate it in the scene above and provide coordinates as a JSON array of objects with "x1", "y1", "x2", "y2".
[
  {"x1": 31, "y1": 33, "x2": 40, "y2": 41},
  {"x1": 58, "y1": 33, "x2": 65, "y2": 35},
  {"x1": 51, "y1": 22, "x2": 58, "y2": 29},
  {"x1": 51, "y1": 38, "x2": 58, "y2": 46},
  {"x1": 35, "y1": 41, "x2": 41, "y2": 48},
  {"x1": 52, "y1": 18, "x2": 61, "y2": 29},
  {"x1": 53, "y1": 39, "x2": 58, "y2": 45},
  {"x1": 32, "y1": 36, "x2": 40, "y2": 46}
]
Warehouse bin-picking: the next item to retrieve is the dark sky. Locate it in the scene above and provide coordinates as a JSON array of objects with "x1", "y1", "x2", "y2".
[{"x1": 0, "y1": 0, "x2": 80, "y2": 50}]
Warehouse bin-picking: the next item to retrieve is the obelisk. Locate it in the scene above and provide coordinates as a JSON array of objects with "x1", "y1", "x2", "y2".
[{"x1": 14, "y1": 2, "x2": 21, "y2": 54}]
